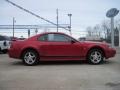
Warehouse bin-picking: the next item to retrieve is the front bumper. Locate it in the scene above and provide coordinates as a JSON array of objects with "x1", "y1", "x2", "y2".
[{"x1": 106, "y1": 48, "x2": 116, "y2": 59}]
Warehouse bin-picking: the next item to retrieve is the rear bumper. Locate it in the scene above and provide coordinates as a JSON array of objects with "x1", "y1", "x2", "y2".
[
  {"x1": 8, "y1": 48, "x2": 20, "y2": 59},
  {"x1": 106, "y1": 48, "x2": 116, "y2": 59}
]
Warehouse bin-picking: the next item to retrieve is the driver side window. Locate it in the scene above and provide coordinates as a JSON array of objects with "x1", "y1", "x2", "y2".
[
  {"x1": 38, "y1": 33, "x2": 72, "y2": 42},
  {"x1": 53, "y1": 34, "x2": 70, "y2": 42}
]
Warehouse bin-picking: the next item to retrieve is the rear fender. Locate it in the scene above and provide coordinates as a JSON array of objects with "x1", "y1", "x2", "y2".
[{"x1": 20, "y1": 46, "x2": 40, "y2": 59}]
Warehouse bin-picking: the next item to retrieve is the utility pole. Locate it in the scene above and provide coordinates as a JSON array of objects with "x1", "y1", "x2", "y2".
[
  {"x1": 68, "y1": 14, "x2": 72, "y2": 35},
  {"x1": 119, "y1": 25, "x2": 120, "y2": 47},
  {"x1": 28, "y1": 29, "x2": 30, "y2": 38},
  {"x1": 13, "y1": 17, "x2": 15, "y2": 38},
  {"x1": 56, "y1": 9, "x2": 59, "y2": 32},
  {"x1": 35, "y1": 28, "x2": 38, "y2": 35},
  {"x1": 111, "y1": 17, "x2": 114, "y2": 47},
  {"x1": 5, "y1": 0, "x2": 69, "y2": 31}
]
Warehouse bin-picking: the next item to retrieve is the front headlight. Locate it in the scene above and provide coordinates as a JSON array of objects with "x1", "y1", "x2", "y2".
[{"x1": 108, "y1": 44, "x2": 112, "y2": 48}]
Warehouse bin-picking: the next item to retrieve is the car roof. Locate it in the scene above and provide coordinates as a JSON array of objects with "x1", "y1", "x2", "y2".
[
  {"x1": 38, "y1": 32, "x2": 67, "y2": 35},
  {"x1": 33, "y1": 32, "x2": 69, "y2": 38}
]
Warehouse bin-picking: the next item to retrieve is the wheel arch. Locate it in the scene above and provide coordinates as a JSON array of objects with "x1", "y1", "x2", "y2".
[
  {"x1": 86, "y1": 46, "x2": 106, "y2": 59},
  {"x1": 20, "y1": 47, "x2": 40, "y2": 59}
]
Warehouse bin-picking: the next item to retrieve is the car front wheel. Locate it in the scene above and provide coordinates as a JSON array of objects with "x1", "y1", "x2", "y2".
[
  {"x1": 22, "y1": 50, "x2": 39, "y2": 66},
  {"x1": 87, "y1": 49, "x2": 104, "y2": 65}
]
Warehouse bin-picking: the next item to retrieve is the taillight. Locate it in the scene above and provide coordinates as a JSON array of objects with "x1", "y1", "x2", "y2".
[
  {"x1": 9, "y1": 41, "x2": 11, "y2": 46},
  {"x1": 10, "y1": 43, "x2": 13, "y2": 48}
]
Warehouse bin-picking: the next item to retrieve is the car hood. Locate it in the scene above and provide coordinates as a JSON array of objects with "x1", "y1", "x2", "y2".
[{"x1": 80, "y1": 41, "x2": 108, "y2": 46}]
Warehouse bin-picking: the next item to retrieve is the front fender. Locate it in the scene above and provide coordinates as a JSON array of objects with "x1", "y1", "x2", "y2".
[{"x1": 83, "y1": 44, "x2": 106, "y2": 58}]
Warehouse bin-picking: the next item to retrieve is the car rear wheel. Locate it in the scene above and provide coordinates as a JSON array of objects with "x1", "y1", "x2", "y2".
[
  {"x1": 22, "y1": 50, "x2": 39, "y2": 66},
  {"x1": 87, "y1": 49, "x2": 104, "y2": 65}
]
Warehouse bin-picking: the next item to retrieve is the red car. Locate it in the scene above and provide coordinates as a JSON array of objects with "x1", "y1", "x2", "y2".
[{"x1": 8, "y1": 32, "x2": 116, "y2": 65}]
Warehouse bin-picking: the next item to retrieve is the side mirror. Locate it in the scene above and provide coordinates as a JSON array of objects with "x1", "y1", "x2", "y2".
[{"x1": 71, "y1": 40, "x2": 76, "y2": 44}]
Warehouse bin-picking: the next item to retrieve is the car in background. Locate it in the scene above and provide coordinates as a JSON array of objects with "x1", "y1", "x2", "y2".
[
  {"x1": 10, "y1": 36, "x2": 26, "y2": 41},
  {"x1": 0, "y1": 35, "x2": 11, "y2": 53},
  {"x1": 9, "y1": 36, "x2": 19, "y2": 41},
  {"x1": 18, "y1": 37, "x2": 26, "y2": 40},
  {"x1": 8, "y1": 32, "x2": 116, "y2": 65}
]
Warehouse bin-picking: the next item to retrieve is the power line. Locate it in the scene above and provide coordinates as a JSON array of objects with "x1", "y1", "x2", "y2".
[
  {"x1": 5, "y1": 0, "x2": 69, "y2": 31},
  {"x1": 0, "y1": 24, "x2": 69, "y2": 29},
  {"x1": 56, "y1": 9, "x2": 59, "y2": 32}
]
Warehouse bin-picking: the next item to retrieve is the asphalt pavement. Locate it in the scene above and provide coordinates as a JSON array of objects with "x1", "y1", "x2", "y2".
[{"x1": 0, "y1": 49, "x2": 120, "y2": 90}]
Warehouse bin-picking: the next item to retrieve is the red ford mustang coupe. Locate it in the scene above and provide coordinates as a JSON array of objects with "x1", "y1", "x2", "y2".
[{"x1": 8, "y1": 32, "x2": 116, "y2": 65}]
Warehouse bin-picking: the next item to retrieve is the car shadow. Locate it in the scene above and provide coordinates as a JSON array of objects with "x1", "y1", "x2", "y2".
[
  {"x1": 11, "y1": 60, "x2": 88, "y2": 66},
  {"x1": 0, "y1": 52, "x2": 3, "y2": 54},
  {"x1": 0, "y1": 52, "x2": 8, "y2": 54},
  {"x1": 103, "y1": 60, "x2": 118, "y2": 65},
  {"x1": 39, "y1": 60, "x2": 87, "y2": 65},
  {"x1": 11, "y1": 60, "x2": 113, "y2": 66},
  {"x1": 11, "y1": 61, "x2": 24, "y2": 66}
]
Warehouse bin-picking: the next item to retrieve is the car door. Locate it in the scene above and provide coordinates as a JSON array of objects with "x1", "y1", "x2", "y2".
[{"x1": 38, "y1": 33, "x2": 83, "y2": 57}]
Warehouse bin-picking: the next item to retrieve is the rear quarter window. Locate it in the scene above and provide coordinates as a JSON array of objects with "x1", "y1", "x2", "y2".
[{"x1": 38, "y1": 34, "x2": 48, "y2": 41}]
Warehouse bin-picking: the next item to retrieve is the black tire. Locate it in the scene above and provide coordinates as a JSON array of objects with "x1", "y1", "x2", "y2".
[
  {"x1": 22, "y1": 50, "x2": 39, "y2": 66},
  {"x1": 2, "y1": 49, "x2": 8, "y2": 54},
  {"x1": 87, "y1": 49, "x2": 104, "y2": 65},
  {"x1": 0, "y1": 48, "x2": 2, "y2": 54}
]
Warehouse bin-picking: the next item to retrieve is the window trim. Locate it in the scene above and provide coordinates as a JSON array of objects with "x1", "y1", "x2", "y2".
[{"x1": 37, "y1": 33, "x2": 78, "y2": 43}]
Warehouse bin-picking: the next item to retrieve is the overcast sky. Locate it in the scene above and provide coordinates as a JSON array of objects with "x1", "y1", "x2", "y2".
[{"x1": 0, "y1": 0, "x2": 120, "y2": 38}]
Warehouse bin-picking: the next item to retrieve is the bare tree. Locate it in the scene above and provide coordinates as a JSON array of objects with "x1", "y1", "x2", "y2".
[
  {"x1": 86, "y1": 19, "x2": 120, "y2": 42},
  {"x1": 101, "y1": 20, "x2": 111, "y2": 39},
  {"x1": 86, "y1": 24, "x2": 102, "y2": 37},
  {"x1": 86, "y1": 26, "x2": 93, "y2": 36},
  {"x1": 93, "y1": 24, "x2": 101, "y2": 37}
]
